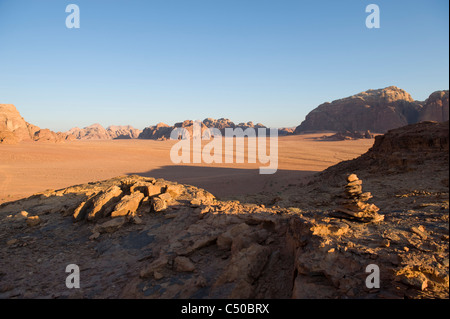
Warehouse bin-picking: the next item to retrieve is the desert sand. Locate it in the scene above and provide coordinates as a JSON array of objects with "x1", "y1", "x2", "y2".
[{"x1": 0, "y1": 134, "x2": 374, "y2": 204}]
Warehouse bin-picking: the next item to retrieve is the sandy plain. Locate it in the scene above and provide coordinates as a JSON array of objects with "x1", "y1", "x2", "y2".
[{"x1": 0, "y1": 134, "x2": 374, "y2": 204}]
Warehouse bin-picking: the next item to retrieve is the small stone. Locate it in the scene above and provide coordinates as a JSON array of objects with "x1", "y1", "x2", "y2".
[
  {"x1": 140, "y1": 255, "x2": 169, "y2": 278},
  {"x1": 195, "y1": 276, "x2": 208, "y2": 288},
  {"x1": 26, "y1": 216, "x2": 41, "y2": 227},
  {"x1": 93, "y1": 217, "x2": 126, "y2": 234},
  {"x1": 411, "y1": 225, "x2": 427, "y2": 240},
  {"x1": 359, "y1": 192, "x2": 373, "y2": 201},
  {"x1": 153, "y1": 271, "x2": 164, "y2": 280},
  {"x1": 89, "y1": 231, "x2": 100, "y2": 240},
  {"x1": 130, "y1": 214, "x2": 143, "y2": 225},
  {"x1": 7, "y1": 239, "x2": 18, "y2": 245},
  {"x1": 346, "y1": 180, "x2": 362, "y2": 187},
  {"x1": 380, "y1": 239, "x2": 390, "y2": 247},
  {"x1": 15, "y1": 211, "x2": 29, "y2": 219},
  {"x1": 174, "y1": 256, "x2": 195, "y2": 272},
  {"x1": 347, "y1": 174, "x2": 359, "y2": 183},
  {"x1": 401, "y1": 273, "x2": 428, "y2": 291},
  {"x1": 158, "y1": 192, "x2": 172, "y2": 202},
  {"x1": 190, "y1": 198, "x2": 202, "y2": 208},
  {"x1": 150, "y1": 197, "x2": 167, "y2": 213}
]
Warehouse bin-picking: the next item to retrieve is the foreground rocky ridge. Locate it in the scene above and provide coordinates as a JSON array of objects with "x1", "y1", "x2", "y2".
[{"x1": 0, "y1": 174, "x2": 447, "y2": 299}]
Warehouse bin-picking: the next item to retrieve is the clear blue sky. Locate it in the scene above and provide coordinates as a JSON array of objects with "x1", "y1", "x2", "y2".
[{"x1": 0, "y1": 0, "x2": 448, "y2": 131}]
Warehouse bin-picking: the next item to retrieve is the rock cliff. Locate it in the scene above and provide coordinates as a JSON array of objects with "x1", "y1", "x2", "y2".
[
  {"x1": 0, "y1": 104, "x2": 72, "y2": 144},
  {"x1": 418, "y1": 90, "x2": 449, "y2": 123},
  {"x1": 294, "y1": 86, "x2": 440, "y2": 134}
]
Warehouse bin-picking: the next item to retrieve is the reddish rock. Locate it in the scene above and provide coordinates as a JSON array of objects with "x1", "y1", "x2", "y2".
[
  {"x1": 418, "y1": 90, "x2": 449, "y2": 123},
  {"x1": 295, "y1": 86, "x2": 423, "y2": 134}
]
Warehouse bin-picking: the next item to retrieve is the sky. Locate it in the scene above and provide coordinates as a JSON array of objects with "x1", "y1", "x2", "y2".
[{"x1": 0, "y1": 0, "x2": 448, "y2": 132}]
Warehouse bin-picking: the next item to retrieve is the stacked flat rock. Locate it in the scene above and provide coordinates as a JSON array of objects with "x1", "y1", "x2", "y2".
[{"x1": 331, "y1": 174, "x2": 384, "y2": 223}]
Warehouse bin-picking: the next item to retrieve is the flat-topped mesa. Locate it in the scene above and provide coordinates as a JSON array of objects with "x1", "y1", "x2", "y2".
[{"x1": 331, "y1": 174, "x2": 384, "y2": 223}]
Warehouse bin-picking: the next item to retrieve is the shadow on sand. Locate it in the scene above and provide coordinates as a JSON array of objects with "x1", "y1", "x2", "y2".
[{"x1": 127, "y1": 165, "x2": 317, "y2": 199}]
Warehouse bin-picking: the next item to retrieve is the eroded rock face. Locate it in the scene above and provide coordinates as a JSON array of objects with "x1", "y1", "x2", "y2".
[
  {"x1": 320, "y1": 130, "x2": 374, "y2": 141},
  {"x1": 138, "y1": 123, "x2": 173, "y2": 140},
  {"x1": 139, "y1": 118, "x2": 273, "y2": 140},
  {"x1": 418, "y1": 90, "x2": 449, "y2": 123},
  {"x1": 0, "y1": 104, "x2": 33, "y2": 143},
  {"x1": 66, "y1": 124, "x2": 142, "y2": 140},
  {"x1": 295, "y1": 86, "x2": 423, "y2": 134},
  {"x1": 316, "y1": 120, "x2": 449, "y2": 178},
  {"x1": 0, "y1": 104, "x2": 71, "y2": 144}
]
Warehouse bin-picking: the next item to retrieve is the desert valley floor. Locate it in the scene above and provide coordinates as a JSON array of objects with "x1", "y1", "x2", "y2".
[{"x1": 0, "y1": 134, "x2": 374, "y2": 204}]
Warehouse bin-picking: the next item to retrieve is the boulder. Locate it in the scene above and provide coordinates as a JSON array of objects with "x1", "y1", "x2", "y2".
[
  {"x1": 87, "y1": 186, "x2": 123, "y2": 221},
  {"x1": 174, "y1": 256, "x2": 196, "y2": 272},
  {"x1": 111, "y1": 191, "x2": 145, "y2": 217}
]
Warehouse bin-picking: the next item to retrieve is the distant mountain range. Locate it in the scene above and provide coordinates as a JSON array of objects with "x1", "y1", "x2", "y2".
[
  {"x1": 1, "y1": 86, "x2": 448, "y2": 144},
  {"x1": 67, "y1": 124, "x2": 142, "y2": 140}
]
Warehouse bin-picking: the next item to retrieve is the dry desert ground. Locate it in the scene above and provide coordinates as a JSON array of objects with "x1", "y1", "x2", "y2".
[{"x1": 0, "y1": 134, "x2": 374, "y2": 204}]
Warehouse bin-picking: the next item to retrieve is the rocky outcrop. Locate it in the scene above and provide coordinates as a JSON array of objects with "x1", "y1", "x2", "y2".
[
  {"x1": 320, "y1": 130, "x2": 374, "y2": 141},
  {"x1": 138, "y1": 123, "x2": 173, "y2": 140},
  {"x1": 0, "y1": 167, "x2": 448, "y2": 299},
  {"x1": 295, "y1": 86, "x2": 424, "y2": 134},
  {"x1": 67, "y1": 124, "x2": 141, "y2": 140},
  {"x1": 278, "y1": 127, "x2": 295, "y2": 136},
  {"x1": 329, "y1": 121, "x2": 449, "y2": 174},
  {"x1": 0, "y1": 104, "x2": 72, "y2": 144},
  {"x1": 418, "y1": 90, "x2": 449, "y2": 123},
  {"x1": 139, "y1": 118, "x2": 274, "y2": 140},
  {"x1": 107, "y1": 125, "x2": 142, "y2": 139},
  {"x1": 0, "y1": 104, "x2": 34, "y2": 142}
]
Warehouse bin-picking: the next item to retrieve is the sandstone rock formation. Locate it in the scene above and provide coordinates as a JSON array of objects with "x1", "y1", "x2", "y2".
[
  {"x1": 278, "y1": 127, "x2": 295, "y2": 136},
  {"x1": 320, "y1": 130, "x2": 374, "y2": 141},
  {"x1": 418, "y1": 90, "x2": 449, "y2": 123},
  {"x1": 139, "y1": 118, "x2": 275, "y2": 140},
  {"x1": 295, "y1": 86, "x2": 423, "y2": 134},
  {"x1": 320, "y1": 121, "x2": 449, "y2": 176},
  {"x1": 138, "y1": 122, "x2": 173, "y2": 140},
  {"x1": 107, "y1": 125, "x2": 142, "y2": 139},
  {"x1": 67, "y1": 124, "x2": 141, "y2": 140},
  {"x1": 0, "y1": 104, "x2": 72, "y2": 144},
  {"x1": 0, "y1": 104, "x2": 35, "y2": 142}
]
